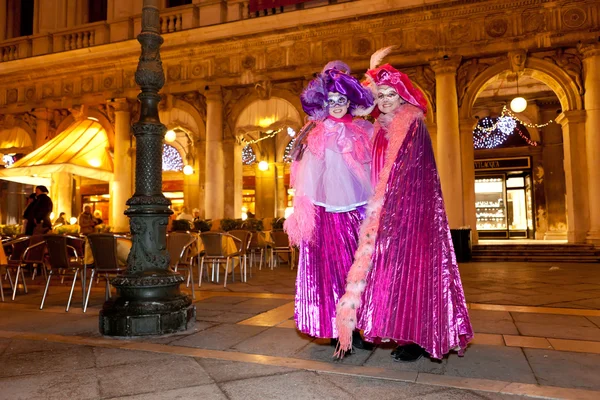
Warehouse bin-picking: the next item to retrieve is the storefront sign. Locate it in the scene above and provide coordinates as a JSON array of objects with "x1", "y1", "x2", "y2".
[
  {"x1": 474, "y1": 157, "x2": 530, "y2": 171},
  {"x1": 249, "y1": 0, "x2": 305, "y2": 13}
]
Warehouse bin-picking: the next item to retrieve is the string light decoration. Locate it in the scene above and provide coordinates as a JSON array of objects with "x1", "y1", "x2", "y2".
[
  {"x1": 242, "y1": 145, "x2": 257, "y2": 165},
  {"x1": 162, "y1": 144, "x2": 184, "y2": 171},
  {"x1": 241, "y1": 128, "x2": 283, "y2": 146},
  {"x1": 283, "y1": 138, "x2": 296, "y2": 163},
  {"x1": 473, "y1": 106, "x2": 551, "y2": 149}
]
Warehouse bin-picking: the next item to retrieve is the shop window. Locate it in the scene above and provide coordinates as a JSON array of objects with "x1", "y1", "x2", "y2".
[
  {"x1": 88, "y1": 0, "x2": 108, "y2": 23},
  {"x1": 167, "y1": 0, "x2": 192, "y2": 7}
]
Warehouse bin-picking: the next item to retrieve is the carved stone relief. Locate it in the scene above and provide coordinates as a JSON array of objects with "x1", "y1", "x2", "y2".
[
  {"x1": 509, "y1": 50, "x2": 527, "y2": 73},
  {"x1": 214, "y1": 57, "x2": 230, "y2": 75},
  {"x1": 6, "y1": 89, "x2": 18, "y2": 104},
  {"x1": 543, "y1": 48, "x2": 583, "y2": 95},
  {"x1": 191, "y1": 63, "x2": 203, "y2": 77},
  {"x1": 414, "y1": 29, "x2": 437, "y2": 48},
  {"x1": 223, "y1": 86, "x2": 251, "y2": 120},
  {"x1": 406, "y1": 66, "x2": 436, "y2": 112},
  {"x1": 103, "y1": 76, "x2": 115, "y2": 89},
  {"x1": 62, "y1": 82, "x2": 74, "y2": 95},
  {"x1": 274, "y1": 80, "x2": 304, "y2": 98},
  {"x1": 123, "y1": 71, "x2": 136, "y2": 88},
  {"x1": 255, "y1": 79, "x2": 272, "y2": 100},
  {"x1": 522, "y1": 9, "x2": 547, "y2": 34},
  {"x1": 562, "y1": 7, "x2": 587, "y2": 29},
  {"x1": 82, "y1": 77, "x2": 94, "y2": 93},
  {"x1": 323, "y1": 40, "x2": 342, "y2": 60},
  {"x1": 42, "y1": 85, "x2": 54, "y2": 99},
  {"x1": 352, "y1": 38, "x2": 372, "y2": 56},
  {"x1": 291, "y1": 43, "x2": 310, "y2": 65},
  {"x1": 447, "y1": 22, "x2": 470, "y2": 44},
  {"x1": 173, "y1": 92, "x2": 207, "y2": 122},
  {"x1": 386, "y1": 30, "x2": 403, "y2": 48},
  {"x1": 457, "y1": 59, "x2": 490, "y2": 107},
  {"x1": 266, "y1": 48, "x2": 285, "y2": 69},
  {"x1": 241, "y1": 55, "x2": 256, "y2": 70},
  {"x1": 167, "y1": 65, "x2": 181, "y2": 81},
  {"x1": 95, "y1": 104, "x2": 116, "y2": 128},
  {"x1": 25, "y1": 87, "x2": 35, "y2": 101},
  {"x1": 485, "y1": 16, "x2": 508, "y2": 38}
]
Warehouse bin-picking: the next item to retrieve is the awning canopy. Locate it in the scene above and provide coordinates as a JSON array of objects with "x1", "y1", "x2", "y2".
[
  {"x1": 0, "y1": 119, "x2": 113, "y2": 186},
  {"x1": 0, "y1": 126, "x2": 33, "y2": 153}
]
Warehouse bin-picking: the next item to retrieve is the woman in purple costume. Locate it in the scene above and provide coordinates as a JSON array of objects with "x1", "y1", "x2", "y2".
[
  {"x1": 336, "y1": 55, "x2": 473, "y2": 361},
  {"x1": 284, "y1": 61, "x2": 375, "y2": 339}
]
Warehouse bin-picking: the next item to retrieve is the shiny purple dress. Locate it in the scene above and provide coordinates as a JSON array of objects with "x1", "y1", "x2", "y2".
[
  {"x1": 288, "y1": 115, "x2": 372, "y2": 338},
  {"x1": 357, "y1": 115, "x2": 473, "y2": 359}
]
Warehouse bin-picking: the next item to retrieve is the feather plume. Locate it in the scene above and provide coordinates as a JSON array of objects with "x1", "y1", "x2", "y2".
[{"x1": 369, "y1": 46, "x2": 395, "y2": 70}]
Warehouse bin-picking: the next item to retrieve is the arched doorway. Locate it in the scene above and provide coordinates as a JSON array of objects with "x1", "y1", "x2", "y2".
[
  {"x1": 460, "y1": 54, "x2": 583, "y2": 243},
  {"x1": 235, "y1": 97, "x2": 302, "y2": 219}
]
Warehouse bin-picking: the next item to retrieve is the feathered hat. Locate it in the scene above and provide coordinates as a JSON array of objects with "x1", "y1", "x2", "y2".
[
  {"x1": 365, "y1": 47, "x2": 428, "y2": 114},
  {"x1": 301, "y1": 61, "x2": 374, "y2": 120}
]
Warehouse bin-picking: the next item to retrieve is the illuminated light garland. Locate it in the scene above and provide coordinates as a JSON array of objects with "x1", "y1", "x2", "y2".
[
  {"x1": 283, "y1": 138, "x2": 296, "y2": 163},
  {"x1": 242, "y1": 145, "x2": 257, "y2": 165},
  {"x1": 241, "y1": 128, "x2": 283, "y2": 145},
  {"x1": 473, "y1": 115, "x2": 538, "y2": 149},
  {"x1": 477, "y1": 106, "x2": 554, "y2": 133},
  {"x1": 162, "y1": 144, "x2": 184, "y2": 171}
]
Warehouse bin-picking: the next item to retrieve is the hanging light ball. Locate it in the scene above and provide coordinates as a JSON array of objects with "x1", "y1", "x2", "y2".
[
  {"x1": 164, "y1": 130, "x2": 177, "y2": 142},
  {"x1": 182, "y1": 165, "x2": 194, "y2": 175},
  {"x1": 510, "y1": 97, "x2": 527, "y2": 113},
  {"x1": 497, "y1": 115, "x2": 517, "y2": 136},
  {"x1": 258, "y1": 161, "x2": 269, "y2": 171}
]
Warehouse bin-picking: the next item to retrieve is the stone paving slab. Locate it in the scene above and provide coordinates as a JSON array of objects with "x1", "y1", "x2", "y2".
[
  {"x1": 198, "y1": 358, "x2": 297, "y2": 383},
  {"x1": 524, "y1": 348, "x2": 600, "y2": 391},
  {"x1": 293, "y1": 338, "x2": 373, "y2": 366},
  {"x1": 169, "y1": 323, "x2": 267, "y2": 350},
  {"x1": 364, "y1": 346, "x2": 447, "y2": 375},
  {"x1": 0, "y1": 368, "x2": 99, "y2": 400},
  {"x1": 94, "y1": 346, "x2": 185, "y2": 368},
  {"x1": 0, "y1": 343, "x2": 95, "y2": 378},
  {"x1": 96, "y1": 357, "x2": 212, "y2": 398},
  {"x1": 219, "y1": 370, "x2": 350, "y2": 400},
  {"x1": 444, "y1": 345, "x2": 537, "y2": 384},
  {"x1": 511, "y1": 312, "x2": 597, "y2": 327},
  {"x1": 232, "y1": 326, "x2": 312, "y2": 357},
  {"x1": 514, "y1": 321, "x2": 600, "y2": 341},
  {"x1": 107, "y1": 384, "x2": 228, "y2": 400}
]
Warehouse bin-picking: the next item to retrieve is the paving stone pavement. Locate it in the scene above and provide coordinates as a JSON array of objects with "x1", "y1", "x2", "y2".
[{"x1": 1, "y1": 261, "x2": 600, "y2": 399}]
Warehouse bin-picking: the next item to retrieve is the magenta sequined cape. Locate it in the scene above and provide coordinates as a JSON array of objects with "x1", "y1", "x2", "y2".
[{"x1": 357, "y1": 118, "x2": 474, "y2": 359}]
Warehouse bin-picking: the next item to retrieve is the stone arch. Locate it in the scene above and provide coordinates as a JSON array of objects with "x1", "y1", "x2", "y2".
[
  {"x1": 460, "y1": 56, "x2": 583, "y2": 120},
  {"x1": 56, "y1": 109, "x2": 116, "y2": 150},
  {"x1": 171, "y1": 98, "x2": 206, "y2": 142}
]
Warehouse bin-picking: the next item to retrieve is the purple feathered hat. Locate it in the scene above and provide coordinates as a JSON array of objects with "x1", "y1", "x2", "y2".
[{"x1": 301, "y1": 61, "x2": 374, "y2": 120}]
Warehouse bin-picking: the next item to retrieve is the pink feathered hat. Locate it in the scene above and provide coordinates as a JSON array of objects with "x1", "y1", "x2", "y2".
[{"x1": 366, "y1": 64, "x2": 428, "y2": 114}]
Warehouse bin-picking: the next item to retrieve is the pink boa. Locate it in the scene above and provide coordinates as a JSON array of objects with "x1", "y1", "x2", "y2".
[
  {"x1": 284, "y1": 195, "x2": 315, "y2": 246},
  {"x1": 334, "y1": 104, "x2": 423, "y2": 356}
]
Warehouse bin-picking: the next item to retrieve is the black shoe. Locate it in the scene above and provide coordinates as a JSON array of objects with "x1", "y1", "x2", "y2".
[
  {"x1": 391, "y1": 344, "x2": 425, "y2": 362},
  {"x1": 352, "y1": 331, "x2": 374, "y2": 351}
]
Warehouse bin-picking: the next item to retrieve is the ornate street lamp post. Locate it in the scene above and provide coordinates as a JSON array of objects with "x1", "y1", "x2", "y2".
[{"x1": 99, "y1": 0, "x2": 195, "y2": 336}]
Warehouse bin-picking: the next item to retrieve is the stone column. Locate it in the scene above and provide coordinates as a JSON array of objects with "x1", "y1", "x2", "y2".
[
  {"x1": 204, "y1": 87, "x2": 225, "y2": 219},
  {"x1": 254, "y1": 163, "x2": 276, "y2": 219},
  {"x1": 580, "y1": 44, "x2": 600, "y2": 245},
  {"x1": 431, "y1": 57, "x2": 464, "y2": 229},
  {"x1": 6, "y1": 181, "x2": 21, "y2": 225},
  {"x1": 108, "y1": 99, "x2": 133, "y2": 233},
  {"x1": 0, "y1": 0, "x2": 7, "y2": 41},
  {"x1": 459, "y1": 118, "x2": 478, "y2": 243},
  {"x1": 50, "y1": 171, "x2": 73, "y2": 220},
  {"x1": 32, "y1": 108, "x2": 51, "y2": 149},
  {"x1": 183, "y1": 147, "x2": 201, "y2": 217},
  {"x1": 275, "y1": 162, "x2": 287, "y2": 218},
  {"x1": 223, "y1": 138, "x2": 242, "y2": 218},
  {"x1": 556, "y1": 111, "x2": 589, "y2": 243}
]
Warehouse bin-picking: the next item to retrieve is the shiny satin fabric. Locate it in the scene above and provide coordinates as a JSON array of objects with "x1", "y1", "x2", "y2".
[
  {"x1": 295, "y1": 205, "x2": 365, "y2": 338},
  {"x1": 357, "y1": 121, "x2": 473, "y2": 359}
]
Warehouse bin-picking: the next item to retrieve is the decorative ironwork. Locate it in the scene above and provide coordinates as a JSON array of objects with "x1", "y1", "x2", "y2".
[{"x1": 100, "y1": 0, "x2": 195, "y2": 337}]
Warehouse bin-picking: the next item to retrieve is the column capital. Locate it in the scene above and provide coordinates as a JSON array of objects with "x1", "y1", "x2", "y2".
[
  {"x1": 556, "y1": 110, "x2": 587, "y2": 126},
  {"x1": 430, "y1": 56, "x2": 462, "y2": 75},
  {"x1": 31, "y1": 108, "x2": 51, "y2": 120},
  {"x1": 203, "y1": 85, "x2": 222, "y2": 101},
  {"x1": 578, "y1": 43, "x2": 600, "y2": 60},
  {"x1": 459, "y1": 118, "x2": 478, "y2": 132},
  {"x1": 107, "y1": 98, "x2": 135, "y2": 113}
]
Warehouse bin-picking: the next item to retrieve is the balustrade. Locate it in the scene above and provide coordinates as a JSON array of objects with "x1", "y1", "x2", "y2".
[{"x1": 1, "y1": 44, "x2": 18, "y2": 62}]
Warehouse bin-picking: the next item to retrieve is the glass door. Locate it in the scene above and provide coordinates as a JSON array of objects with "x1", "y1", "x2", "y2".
[
  {"x1": 475, "y1": 176, "x2": 507, "y2": 238},
  {"x1": 506, "y1": 175, "x2": 529, "y2": 238}
]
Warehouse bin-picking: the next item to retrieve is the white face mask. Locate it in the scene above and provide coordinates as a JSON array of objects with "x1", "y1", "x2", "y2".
[
  {"x1": 376, "y1": 86, "x2": 404, "y2": 114},
  {"x1": 327, "y1": 92, "x2": 350, "y2": 118}
]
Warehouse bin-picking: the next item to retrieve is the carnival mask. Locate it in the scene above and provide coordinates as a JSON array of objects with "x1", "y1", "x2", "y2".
[
  {"x1": 377, "y1": 86, "x2": 405, "y2": 114},
  {"x1": 327, "y1": 92, "x2": 349, "y2": 118}
]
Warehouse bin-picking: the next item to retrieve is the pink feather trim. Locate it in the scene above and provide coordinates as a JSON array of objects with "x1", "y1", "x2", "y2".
[
  {"x1": 334, "y1": 104, "x2": 424, "y2": 356},
  {"x1": 284, "y1": 195, "x2": 316, "y2": 246}
]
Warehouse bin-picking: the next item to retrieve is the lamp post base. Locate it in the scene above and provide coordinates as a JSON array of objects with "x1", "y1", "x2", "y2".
[{"x1": 99, "y1": 273, "x2": 196, "y2": 336}]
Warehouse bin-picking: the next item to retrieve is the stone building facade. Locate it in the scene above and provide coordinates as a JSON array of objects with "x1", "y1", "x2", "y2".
[{"x1": 0, "y1": 0, "x2": 599, "y2": 244}]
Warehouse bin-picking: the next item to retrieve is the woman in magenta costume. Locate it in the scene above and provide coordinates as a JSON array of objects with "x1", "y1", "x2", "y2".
[
  {"x1": 284, "y1": 61, "x2": 375, "y2": 339},
  {"x1": 335, "y1": 54, "x2": 473, "y2": 361}
]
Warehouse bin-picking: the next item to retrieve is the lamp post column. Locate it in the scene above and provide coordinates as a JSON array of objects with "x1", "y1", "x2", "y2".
[{"x1": 99, "y1": 0, "x2": 195, "y2": 336}]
